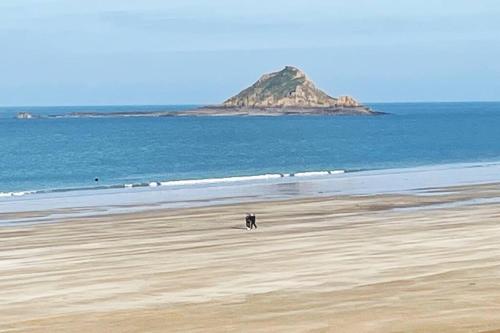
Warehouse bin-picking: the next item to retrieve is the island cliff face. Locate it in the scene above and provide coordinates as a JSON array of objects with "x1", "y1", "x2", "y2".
[{"x1": 223, "y1": 66, "x2": 359, "y2": 108}]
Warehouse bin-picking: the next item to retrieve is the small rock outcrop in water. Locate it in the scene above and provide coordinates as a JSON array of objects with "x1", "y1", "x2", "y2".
[
  {"x1": 223, "y1": 66, "x2": 362, "y2": 109},
  {"x1": 16, "y1": 112, "x2": 34, "y2": 119},
  {"x1": 336, "y1": 96, "x2": 360, "y2": 107}
]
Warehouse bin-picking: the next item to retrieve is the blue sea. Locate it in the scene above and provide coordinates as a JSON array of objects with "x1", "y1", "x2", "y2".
[{"x1": 1, "y1": 102, "x2": 500, "y2": 197}]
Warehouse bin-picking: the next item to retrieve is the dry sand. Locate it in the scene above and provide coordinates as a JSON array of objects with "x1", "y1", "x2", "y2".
[{"x1": 2, "y1": 183, "x2": 500, "y2": 332}]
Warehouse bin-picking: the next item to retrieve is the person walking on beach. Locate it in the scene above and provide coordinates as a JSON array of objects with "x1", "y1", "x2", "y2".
[{"x1": 245, "y1": 213, "x2": 257, "y2": 230}]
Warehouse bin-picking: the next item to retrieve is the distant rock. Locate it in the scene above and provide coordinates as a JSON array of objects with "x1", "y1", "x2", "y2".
[
  {"x1": 336, "y1": 96, "x2": 360, "y2": 107},
  {"x1": 16, "y1": 112, "x2": 34, "y2": 119}
]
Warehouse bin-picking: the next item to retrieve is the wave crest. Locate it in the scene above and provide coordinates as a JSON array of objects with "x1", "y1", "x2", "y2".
[
  {"x1": 0, "y1": 169, "x2": 346, "y2": 198},
  {"x1": 0, "y1": 191, "x2": 35, "y2": 197}
]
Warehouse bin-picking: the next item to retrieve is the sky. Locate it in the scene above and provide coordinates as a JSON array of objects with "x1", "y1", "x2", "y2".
[{"x1": 1, "y1": 0, "x2": 500, "y2": 106}]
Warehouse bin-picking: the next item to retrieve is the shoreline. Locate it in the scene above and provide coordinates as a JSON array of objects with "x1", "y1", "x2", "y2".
[
  {"x1": 3, "y1": 182, "x2": 500, "y2": 332},
  {"x1": 3, "y1": 160, "x2": 500, "y2": 224},
  {"x1": 12, "y1": 105, "x2": 379, "y2": 119},
  {"x1": 3, "y1": 179, "x2": 500, "y2": 227}
]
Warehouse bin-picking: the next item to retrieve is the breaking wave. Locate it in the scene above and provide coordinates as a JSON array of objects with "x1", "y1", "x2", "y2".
[
  {"x1": 0, "y1": 169, "x2": 346, "y2": 198},
  {"x1": 0, "y1": 191, "x2": 36, "y2": 198}
]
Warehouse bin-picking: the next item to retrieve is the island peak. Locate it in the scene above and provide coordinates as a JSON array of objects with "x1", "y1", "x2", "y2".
[{"x1": 222, "y1": 66, "x2": 365, "y2": 111}]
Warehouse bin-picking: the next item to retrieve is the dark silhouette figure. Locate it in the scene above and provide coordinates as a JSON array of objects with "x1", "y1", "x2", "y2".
[{"x1": 245, "y1": 213, "x2": 257, "y2": 230}]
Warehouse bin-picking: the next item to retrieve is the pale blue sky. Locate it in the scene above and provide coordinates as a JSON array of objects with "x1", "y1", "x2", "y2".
[{"x1": 1, "y1": 0, "x2": 500, "y2": 105}]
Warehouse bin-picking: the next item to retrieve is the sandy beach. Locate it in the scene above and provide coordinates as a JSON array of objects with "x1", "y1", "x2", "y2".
[{"x1": 3, "y1": 183, "x2": 500, "y2": 332}]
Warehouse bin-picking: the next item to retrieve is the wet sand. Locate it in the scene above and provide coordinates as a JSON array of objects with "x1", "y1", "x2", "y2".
[{"x1": 2, "y1": 183, "x2": 500, "y2": 332}]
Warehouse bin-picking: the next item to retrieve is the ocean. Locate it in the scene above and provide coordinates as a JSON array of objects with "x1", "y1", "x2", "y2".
[{"x1": 1, "y1": 102, "x2": 500, "y2": 196}]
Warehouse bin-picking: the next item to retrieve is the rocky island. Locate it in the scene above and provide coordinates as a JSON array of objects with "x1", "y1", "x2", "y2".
[
  {"x1": 15, "y1": 66, "x2": 381, "y2": 119},
  {"x1": 185, "y1": 66, "x2": 376, "y2": 116}
]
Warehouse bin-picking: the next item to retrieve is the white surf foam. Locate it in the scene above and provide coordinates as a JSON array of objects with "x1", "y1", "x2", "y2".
[
  {"x1": 0, "y1": 170, "x2": 346, "y2": 199},
  {"x1": 0, "y1": 191, "x2": 35, "y2": 197},
  {"x1": 292, "y1": 170, "x2": 345, "y2": 177},
  {"x1": 159, "y1": 171, "x2": 344, "y2": 187},
  {"x1": 159, "y1": 173, "x2": 286, "y2": 187}
]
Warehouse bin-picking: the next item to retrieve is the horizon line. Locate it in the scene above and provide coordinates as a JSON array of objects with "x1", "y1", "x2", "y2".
[{"x1": 2, "y1": 100, "x2": 500, "y2": 108}]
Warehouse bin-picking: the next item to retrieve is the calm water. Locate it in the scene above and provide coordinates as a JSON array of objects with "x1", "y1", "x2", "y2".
[{"x1": 1, "y1": 102, "x2": 500, "y2": 194}]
